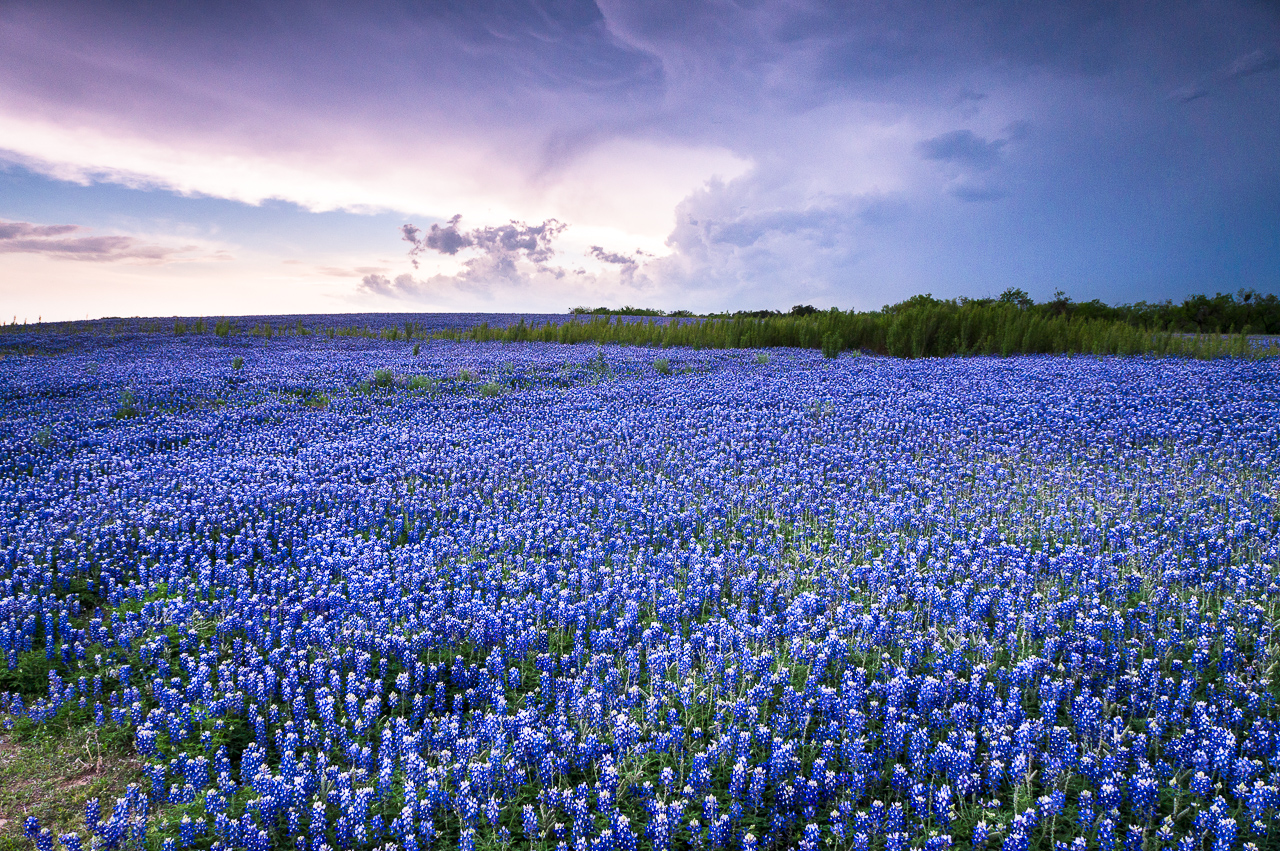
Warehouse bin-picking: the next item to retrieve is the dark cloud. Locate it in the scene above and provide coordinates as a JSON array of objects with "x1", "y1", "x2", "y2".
[
  {"x1": 587, "y1": 244, "x2": 639, "y2": 282},
  {"x1": 0, "y1": 219, "x2": 195, "y2": 262},
  {"x1": 917, "y1": 130, "x2": 1006, "y2": 171},
  {"x1": 425, "y1": 216, "x2": 470, "y2": 255},
  {"x1": 470, "y1": 219, "x2": 566, "y2": 263},
  {"x1": 588, "y1": 245, "x2": 638, "y2": 267},
  {"x1": 401, "y1": 216, "x2": 472, "y2": 262},
  {"x1": 402, "y1": 215, "x2": 566, "y2": 269},
  {"x1": 379, "y1": 215, "x2": 579, "y2": 299}
]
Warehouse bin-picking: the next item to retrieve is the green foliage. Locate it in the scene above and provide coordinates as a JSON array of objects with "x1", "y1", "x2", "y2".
[
  {"x1": 413, "y1": 342, "x2": 421, "y2": 355},
  {"x1": 458, "y1": 368, "x2": 476, "y2": 382},
  {"x1": 33, "y1": 426, "x2": 52, "y2": 448},
  {"x1": 434, "y1": 297, "x2": 1276, "y2": 360},
  {"x1": 173, "y1": 320, "x2": 188, "y2": 335},
  {"x1": 586, "y1": 348, "x2": 611, "y2": 382},
  {"x1": 114, "y1": 389, "x2": 142, "y2": 419},
  {"x1": 653, "y1": 357, "x2": 671, "y2": 375},
  {"x1": 231, "y1": 356, "x2": 244, "y2": 371},
  {"x1": 478, "y1": 381, "x2": 503, "y2": 397},
  {"x1": 214, "y1": 318, "x2": 231, "y2": 338},
  {"x1": 756, "y1": 352, "x2": 770, "y2": 364},
  {"x1": 571, "y1": 305, "x2": 672, "y2": 316},
  {"x1": 408, "y1": 375, "x2": 437, "y2": 391},
  {"x1": 373, "y1": 368, "x2": 394, "y2": 388},
  {"x1": 998, "y1": 287, "x2": 1034, "y2": 307},
  {"x1": 0, "y1": 649, "x2": 67, "y2": 698}
]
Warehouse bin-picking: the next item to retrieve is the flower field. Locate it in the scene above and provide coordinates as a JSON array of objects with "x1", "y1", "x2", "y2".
[{"x1": 1, "y1": 329, "x2": 1278, "y2": 851}]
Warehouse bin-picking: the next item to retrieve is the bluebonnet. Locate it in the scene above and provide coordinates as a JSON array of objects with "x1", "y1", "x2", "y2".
[{"x1": 0, "y1": 327, "x2": 1278, "y2": 849}]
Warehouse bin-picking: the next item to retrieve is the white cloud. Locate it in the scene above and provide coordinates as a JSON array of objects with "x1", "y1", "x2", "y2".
[{"x1": 0, "y1": 110, "x2": 747, "y2": 256}]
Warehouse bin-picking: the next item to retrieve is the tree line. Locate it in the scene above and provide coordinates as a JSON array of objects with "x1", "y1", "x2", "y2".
[{"x1": 442, "y1": 288, "x2": 1278, "y2": 358}]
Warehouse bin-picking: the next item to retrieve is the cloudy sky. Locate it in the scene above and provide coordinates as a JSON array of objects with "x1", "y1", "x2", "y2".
[{"x1": 1, "y1": 0, "x2": 1277, "y2": 320}]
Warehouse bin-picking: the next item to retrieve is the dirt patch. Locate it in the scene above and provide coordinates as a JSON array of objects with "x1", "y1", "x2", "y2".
[{"x1": 0, "y1": 718, "x2": 142, "y2": 850}]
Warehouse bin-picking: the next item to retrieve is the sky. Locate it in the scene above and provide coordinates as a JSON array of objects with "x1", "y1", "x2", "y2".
[{"x1": 1, "y1": 1, "x2": 1278, "y2": 321}]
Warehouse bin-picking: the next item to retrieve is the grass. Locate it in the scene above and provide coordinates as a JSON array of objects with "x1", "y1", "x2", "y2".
[
  {"x1": 433, "y1": 302, "x2": 1278, "y2": 359},
  {"x1": 0, "y1": 717, "x2": 141, "y2": 850}
]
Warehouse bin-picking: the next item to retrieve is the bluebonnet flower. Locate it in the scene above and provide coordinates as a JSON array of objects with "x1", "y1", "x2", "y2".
[{"x1": 1, "y1": 335, "x2": 1278, "y2": 850}]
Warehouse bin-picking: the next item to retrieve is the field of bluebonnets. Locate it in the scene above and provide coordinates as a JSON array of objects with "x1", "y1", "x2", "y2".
[{"x1": 1, "y1": 319, "x2": 1279, "y2": 851}]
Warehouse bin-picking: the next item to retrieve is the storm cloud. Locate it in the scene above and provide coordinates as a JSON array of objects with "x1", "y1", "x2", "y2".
[{"x1": 1, "y1": 1, "x2": 1278, "y2": 312}]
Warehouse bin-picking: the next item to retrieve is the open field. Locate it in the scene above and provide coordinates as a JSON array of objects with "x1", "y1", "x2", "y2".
[{"x1": 1, "y1": 328, "x2": 1278, "y2": 851}]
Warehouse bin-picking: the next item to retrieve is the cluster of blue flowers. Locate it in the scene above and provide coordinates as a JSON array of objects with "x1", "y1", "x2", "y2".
[{"x1": 1, "y1": 327, "x2": 1278, "y2": 851}]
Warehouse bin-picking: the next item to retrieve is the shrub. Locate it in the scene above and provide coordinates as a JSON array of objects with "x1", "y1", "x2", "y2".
[
  {"x1": 413, "y1": 343, "x2": 421, "y2": 356},
  {"x1": 821, "y1": 332, "x2": 841, "y2": 359},
  {"x1": 459, "y1": 369, "x2": 476, "y2": 382},
  {"x1": 408, "y1": 375, "x2": 436, "y2": 391},
  {"x1": 756, "y1": 352, "x2": 770, "y2": 364},
  {"x1": 231, "y1": 356, "x2": 244, "y2": 371},
  {"x1": 654, "y1": 358, "x2": 671, "y2": 375},
  {"x1": 374, "y1": 368, "x2": 394, "y2": 388},
  {"x1": 479, "y1": 382, "x2": 503, "y2": 397},
  {"x1": 215, "y1": 319, "x2": 231, "y2": 338},
  {"x1": 174, "y1": 320, "x2": 188, "y2": 336}
]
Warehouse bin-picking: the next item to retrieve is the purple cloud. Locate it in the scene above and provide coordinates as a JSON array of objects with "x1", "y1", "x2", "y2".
[
  {"x1": 917, "y1": 130, "x2": 1007, "y2": 171},
  {"x1": 2, "y1": 2, "x2": 1278, "y2": 309},
  {"x1": 588, "y1": 245, "x2": 638, "y2": 267},
  {"x1": 371, "y1": 215, "x2": 580, "y2": 301},
  {"x1": 401, "y1": 214, "x2": 565, "y2": 271},
  {"x1": 0, "y1": 219, "x2": 195, "y2": 262}
]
